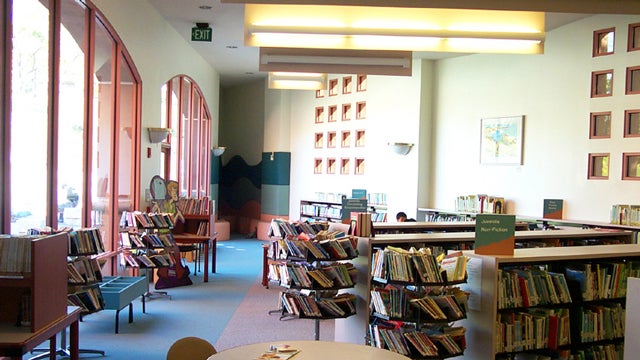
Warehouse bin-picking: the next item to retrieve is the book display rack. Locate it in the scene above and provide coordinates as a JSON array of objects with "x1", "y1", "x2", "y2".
[
  {"x1": 463, "y1": 244, "x2": 640, "y2": 359},
  {"x1": 66, "y1": 228, "x2": 106, "y2": 314},
  {"x1": 119, "y1": 211, "x2": 179, "y2": 299},
  {"x1": 266, "y1": 220, "x2": 359, "y2": 340},
  {"x1": 368, "y1": 244, "x2": 469, "y2": 359}
]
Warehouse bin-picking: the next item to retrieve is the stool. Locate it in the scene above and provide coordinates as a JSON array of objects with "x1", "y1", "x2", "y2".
[{"x1": 215, "y1": 220, "x2": 230, "y2": 240}]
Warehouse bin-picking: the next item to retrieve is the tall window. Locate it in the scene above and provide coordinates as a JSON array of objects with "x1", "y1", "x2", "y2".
[
  {"x1": 4, "y1": 0, "x2": 141, "y2": 265},
  {"x1": 161, "y1": 76, "x2": 211, "y2": 199}
]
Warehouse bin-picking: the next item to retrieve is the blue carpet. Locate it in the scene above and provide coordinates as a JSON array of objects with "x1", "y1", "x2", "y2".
[{"x1": 49, "y1": 236, "x2": 267, "y2": 360}]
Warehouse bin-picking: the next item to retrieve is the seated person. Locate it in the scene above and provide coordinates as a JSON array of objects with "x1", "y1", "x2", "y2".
[{"x1": 396, "y1": 211, "x2": 416, "y2": 222}]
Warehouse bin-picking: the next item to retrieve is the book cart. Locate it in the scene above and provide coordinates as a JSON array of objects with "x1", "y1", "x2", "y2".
[
  {"x1": 462, "y1": 244, "x2": 640, "y2": 359},
  {"x1": 266, "y1": 219, "x2": 359, "y2": 340},
  {"x1": 119, "y1": 211, "x2": 179, "y2": 299}
]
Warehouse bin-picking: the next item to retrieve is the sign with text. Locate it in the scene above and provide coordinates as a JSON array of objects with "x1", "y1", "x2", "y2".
[
  {"x1": 191, "y1": 27, "x2": 213, "y2": 42},
  {"x1": 341, "y1": 198, "x2": 368, "y2": 221},
  {"x1": 475, "y1": 214, "x2": 515, "y2": 255},
  {"x1": 543, "y1": 199, "x2": 564, "y2": 219},
  {"x1": 351, "y1": 189, "x2": 367, "y2": 200}
]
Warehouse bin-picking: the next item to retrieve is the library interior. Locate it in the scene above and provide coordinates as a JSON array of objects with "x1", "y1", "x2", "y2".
[{"x1": 2, "y1": 1, "x2": 640, "y2": 359}]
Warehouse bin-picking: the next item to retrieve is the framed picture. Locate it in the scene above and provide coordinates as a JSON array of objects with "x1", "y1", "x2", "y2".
[{"x1": 480, "y1": 115, "x2": 524, "y2": 165}]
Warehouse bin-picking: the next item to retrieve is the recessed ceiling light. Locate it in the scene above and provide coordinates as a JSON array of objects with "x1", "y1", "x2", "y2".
[{"x1": 199, "y1": 5, "x2": 212, "y2": 10}]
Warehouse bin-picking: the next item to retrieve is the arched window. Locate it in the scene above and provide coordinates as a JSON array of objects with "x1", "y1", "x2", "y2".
[
  {"x1": 4, "y1": 0, "x2": 141, "y2": 267},
  {"x1": 161, "y1": 76, "x2": 211, "y2": 199}
]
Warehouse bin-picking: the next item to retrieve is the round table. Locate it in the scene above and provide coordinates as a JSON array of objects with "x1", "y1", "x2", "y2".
[{"x1": 207, "y1": 340, "x2": 411, "y2": 360}]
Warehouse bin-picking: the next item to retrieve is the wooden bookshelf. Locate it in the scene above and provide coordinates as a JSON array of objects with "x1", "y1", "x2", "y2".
[
  {"x1": 0, "y1": 233, "x2": 67, "y2": 333},
  {"x1": 463, "y1": 244, "x2": 640, "y2": 358},
  {"x1": 334, "y1": 229, "x2": 636, "y2": 347}
]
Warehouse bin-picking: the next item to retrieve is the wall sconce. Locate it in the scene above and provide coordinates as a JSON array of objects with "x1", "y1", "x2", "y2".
[
  {"x1": 388, "y1": 142, "x2": 413, "y2": 155},
  {"x1": 147, "y1": 127, "x2": 171, "y2": 143},
  {"x1": 212, "y1": 146, "x2": 226, "y2": 157}
]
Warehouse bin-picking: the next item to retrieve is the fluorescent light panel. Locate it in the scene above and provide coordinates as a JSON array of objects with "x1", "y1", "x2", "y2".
[
  {"x1": 260, "y1": 47, "x2": 412, "y2": 76},
  {"x1": 245, "y1": 4, "x2": 545, "y2": 54},
  {"x1": 268, "y1": 72, "x2": 328, "y2": 90}
]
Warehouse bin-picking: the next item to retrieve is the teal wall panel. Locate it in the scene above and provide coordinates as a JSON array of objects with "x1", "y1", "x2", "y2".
[
  {"x1": 262, "y1": 152, "x2": 290, "y2": 186},
  {"x1": 261, "y1": 184, "x2": 290, "y2": 216}
]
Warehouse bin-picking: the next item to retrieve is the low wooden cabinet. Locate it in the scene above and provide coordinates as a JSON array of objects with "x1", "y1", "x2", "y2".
[{"x1": 0, "y1": 233, "x2": 67, "y2": 333}]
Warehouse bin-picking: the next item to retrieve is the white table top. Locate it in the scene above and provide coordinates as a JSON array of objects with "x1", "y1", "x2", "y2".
[{"x1": 208, "y1": 340, "x2": 411, "y2": 360}]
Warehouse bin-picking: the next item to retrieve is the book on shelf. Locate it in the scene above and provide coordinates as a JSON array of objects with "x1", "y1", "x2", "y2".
[
  {"x1": 440, "y1": 253, "x2": 468, "y2": 282},
  {"x1": 0, "y1": 235, "x2": 35, "y2": 275}
]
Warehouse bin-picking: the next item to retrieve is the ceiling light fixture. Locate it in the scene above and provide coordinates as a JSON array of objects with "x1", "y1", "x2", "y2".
[
  {"x1": 268, "y1": 71, "x2": 327, "y2": 90},
  {"x1": 260, "y1": 47, "x2": 412, "y2": 76},
  {"x1": 244, "y1": 4, "x2": 545, "y2": 54}
]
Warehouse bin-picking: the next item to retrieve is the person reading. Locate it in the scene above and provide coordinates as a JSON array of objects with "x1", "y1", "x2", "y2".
[{"x1": 396, "y1": 211, "x2": 416, "y2": 222}]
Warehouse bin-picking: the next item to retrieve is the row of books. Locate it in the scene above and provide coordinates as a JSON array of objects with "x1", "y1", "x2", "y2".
[
  {"x1": 119, "y1": 231, "x2": 175, "y2": 249},
  {"x1": 497, "y1": 308, "x2": 571, "y2": 353},
  {"x1": 276, "y1": 262, "x2": 356, "y2": 289},
  {"x1": 496, "y1": 343, "x2": 623, "y2": 360},
  {"x1": 369, "y1": 323, "x2": 465, "y2": 358},
  {"x1": 273, "y1": 237, "x2": 358, "y2": 261},
  {"x1": 371, "y1": 246, "x2": 468, "y2": 284},
  {"x1": 67, "y1": 257, "x2": 103, "y2": 284},
  {"x1": 67, "y1": 286, "x2": 104, "y2": 313},
  {"x1": 268, "y1": 219, "x2": 331, "y2": 240},
  {"x1": 177, "y1": 197, "x2": 211, "y2": 215},
  {"x1": 68, "y1": 228, "x2": 105, "y2": 255},
  {"x1": 573, "y1": 303, "x2": 625, "y2": 343},
  {"x1": 564, "y1": 261, "x2": 640, "y2": 301},
  {"x1": 409, "y1": 292, "x2": 468, "y2": 322},
  {"x1": 371, "y1": 285, "x2": 469, "y2": 322},
  {"x1": 280, "y1": 291, "x2": 356, "y2": 318},
  {"x1": 0, "y1": 235, "x2": 36, "y2": 275},
  {"x1": 498, "y1": 266, "x2": 573, "y2": 309},
  {"x1": 300, "y1": 204, "x2": 342, "y2": 220},
  {"x1": 455, "y1": 194, "x2": 505, "y2": 214},
  {"x1": 122, "y1": 249, "x2": 175, "y2": 268},
  {"x1": 120, "y1": 211, "x2": 174, "y2": 229}
]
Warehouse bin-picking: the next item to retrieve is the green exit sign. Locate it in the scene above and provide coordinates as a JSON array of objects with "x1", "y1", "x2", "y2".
[{"x1": 191, "y1": 27, "x2": 212, "y2": 42}]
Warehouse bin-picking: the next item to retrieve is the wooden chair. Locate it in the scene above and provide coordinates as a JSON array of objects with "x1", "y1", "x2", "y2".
[{"x1": 166, "y1": 336, "x2": 216, "y2": 360}]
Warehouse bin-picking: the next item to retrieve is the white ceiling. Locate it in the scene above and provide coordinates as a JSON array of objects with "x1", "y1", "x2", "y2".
[{"x1": 146, "y1": 0, "x2": 591, "y2": 88}]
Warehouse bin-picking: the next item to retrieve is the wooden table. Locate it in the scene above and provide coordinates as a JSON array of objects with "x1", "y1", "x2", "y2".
[
  {"x1": 173, "y1": 234, "x2": 216, "y2": 282},
  {"x1": 0, "y1": 306, "x2": 82, "y2": 360},
  {"x1": 207, "y1": 340, "x2": 411, "y2": 360}
]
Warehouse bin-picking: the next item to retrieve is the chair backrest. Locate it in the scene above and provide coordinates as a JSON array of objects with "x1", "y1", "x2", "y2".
[{"x1": 166, "y1": 336, "x2": 217, "y2": 360}]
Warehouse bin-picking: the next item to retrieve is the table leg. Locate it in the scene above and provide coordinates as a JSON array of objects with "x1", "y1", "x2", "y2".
[
  {"x1": 211, "y1": 238, "x2": 217, "y2": 273},
  {"x1": 48, "y1": 335, "x2": 56, "y2": 360},
  {"x1": 69, "y1": 319, "x2": 79, "y2": 360},
  {"x1": 262, "y1": 245, "x2": 269, "y2": 288},
  {"x1": 203, "y1": 240, "x2": 210, "y2": 282},
  {"x1": 129, "y1": 303, "x2": 134, "y2": 323}
]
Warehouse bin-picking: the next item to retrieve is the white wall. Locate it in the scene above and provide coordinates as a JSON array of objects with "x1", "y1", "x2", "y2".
[
  {"x1": 288, "y1": 61, "x2": 426, "y2": 220},
  {"x1": 93, "y1": 0, "x2": 220, "y2": 205},
  {"x1": 431, "y1": 14, "x2": 640, "y2": 221}
]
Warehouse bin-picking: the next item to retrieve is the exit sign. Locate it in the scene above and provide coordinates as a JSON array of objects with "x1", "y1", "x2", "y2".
[{"x1": 191, "y1": 27, "x2": 212, "y2": 42}]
